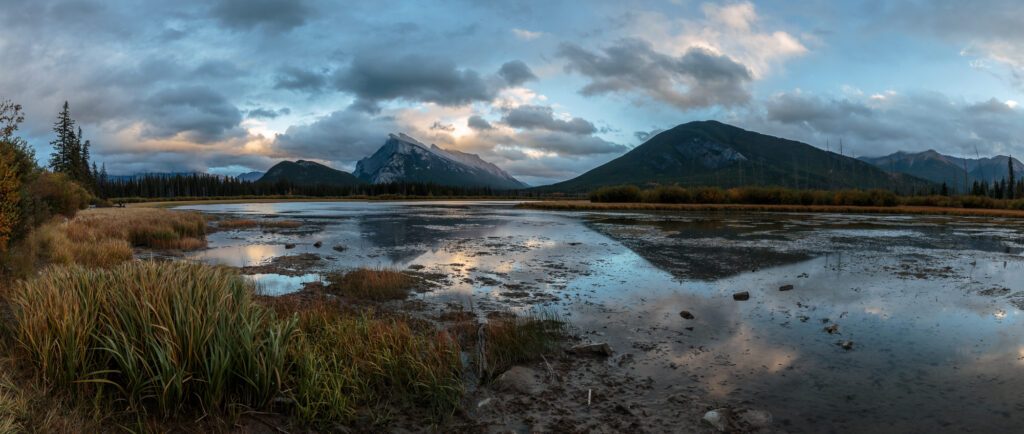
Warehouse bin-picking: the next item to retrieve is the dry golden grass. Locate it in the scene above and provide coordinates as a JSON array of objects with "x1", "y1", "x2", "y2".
[
  {"x1": 518, "y1": 201, "x2": 1024, "y2": 218},
  {"x1": 326, "y1": 268, "x2": 417, "y2": 301},
  {"x1": 218, "y1": 218, "x2": 258, "y2": 229},
  {"x1": 262, "y1": 220, "x2": 302, "y2": 228}
]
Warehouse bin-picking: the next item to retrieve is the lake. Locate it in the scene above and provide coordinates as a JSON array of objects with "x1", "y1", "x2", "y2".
[{"x1": 176, "y1": 200, "x2": 1024, "y2": 433}]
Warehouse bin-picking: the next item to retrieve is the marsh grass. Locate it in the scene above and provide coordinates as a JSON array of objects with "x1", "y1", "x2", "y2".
[
  {"x1": 9, "y1": 261, "x2": 295, "y2": 417},
  {"x1": 326, "y1": 267, "x2": 417, "y2": 301},
  {"x1": 286, "y1": 301, "x2": 463, "y2": 426},
  {"x1": 218, "y1": 218, "x2": 258, "y2": 229},
  {"x1": 481, "y1": 311, "x2": 568, "y2": 379},
  {"x1": 262, "y1": 220, "x2": 302, "y2": 229}
]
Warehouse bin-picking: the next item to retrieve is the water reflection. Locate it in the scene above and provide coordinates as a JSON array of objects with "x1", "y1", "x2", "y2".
[{"x1": 176, "y1": 201, "x2": 1024, "y2": 433}]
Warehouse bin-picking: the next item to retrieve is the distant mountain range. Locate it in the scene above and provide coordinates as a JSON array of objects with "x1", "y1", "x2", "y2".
[
  {"x1": 538, "y1": 120, "x2": 935, "y2": 193},
  {"x1": 353, "y1": 133, "x2": 527, "y2": 189},
  {"x1": 859, "y1": 150, "x2": 1024, "y2": 190},
  {"x1": 257, "y1": 160, "x2": 362, "y2": 186},
  {"x1": 235, "y1": 171, "x2": 264, "y2": 182},
  {"x1": 113, "y1": 122, "x2": 1024, "y2": 194}
]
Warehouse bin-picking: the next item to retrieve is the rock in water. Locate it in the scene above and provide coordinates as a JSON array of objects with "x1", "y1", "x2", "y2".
[
  {"x1": 284, "y1": 243, "x2": 296, "y2": 249},
  {"x1": 838, "y1": 341, "x2": 854, "y2": 350},
  {"x1": 779, "y1": 284, "x2": 794, "y2": 291},
  {"x1": 570, "y1": 343, "x2": 613, "y2": 357},
  {"x1": 733, "y1": 291, "x2": 750, "y2": 301},
  {"x1": 313, "y1": 241, "x2": 322, "y2": 248},
  {"x1": 824, "y1": 324, "x2": 839, "y2": 334},
  {"x1": 679, "y1": 310, "x2": 695, "y2": 320}
]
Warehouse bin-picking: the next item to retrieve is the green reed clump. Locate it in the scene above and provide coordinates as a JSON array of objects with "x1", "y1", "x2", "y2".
[
  {"x1": 326, "y1": 267, "x2": 417, "y2": 301},
  {"x1": 9, "y1": 261, "x2": 295, "y2": 417},
  {"x1": 482, "y1": 310, "x2": 568, "y2": 379},
  {"x1": 289, "y1": 303, "x2": 463, "y2": 426}
]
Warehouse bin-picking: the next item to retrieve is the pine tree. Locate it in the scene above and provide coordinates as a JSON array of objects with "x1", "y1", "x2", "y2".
[
  {"x1": 49, "y1": 101, "x2": 76, "y2": 174},
  {"x1": 1009, "y1": 155, "x2": 1015, "y2": 200}
]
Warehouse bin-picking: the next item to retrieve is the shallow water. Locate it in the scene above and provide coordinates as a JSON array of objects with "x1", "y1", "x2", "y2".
[{"x1": 177, "y1": 201, "x2": 1024, "y2": 433}]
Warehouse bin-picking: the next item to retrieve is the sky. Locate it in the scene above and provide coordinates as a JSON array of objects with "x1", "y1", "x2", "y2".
[{"x1": 4, "y1": 0, "x2": 1024, "y2": 185}]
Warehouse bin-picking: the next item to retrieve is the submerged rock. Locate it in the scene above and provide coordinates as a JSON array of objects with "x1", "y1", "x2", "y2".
[
  {"x1": 284, "y1": 243, "x2": 296, "y2": 249},
  {"x1": 703, "y1": 407, "x2": 773, "y2": 432},
  {"x1": 838, "y1": 341, "x2": 854, "y2": 350},
  {"x1": 679, "y1": 310, "x2": 695, "y2": 320},
  {"x1": 779, "y1": 284, "x2": 794, "y2": 291},
  {"x1": 332, "y1": 245, "x2": 347, "y2": 252},
  {"x1": 571, "y1": 342, "x2": 613, "y2": 357},
  {"x1": 824, "y1": 324, "x2": 839, "y2": 334},
  {"x1": 733, "y1": 291, "x2": 750, "y2": 301}
]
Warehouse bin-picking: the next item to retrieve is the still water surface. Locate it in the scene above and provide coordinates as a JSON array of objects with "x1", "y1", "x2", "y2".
[{"x1": 176, "y1": 201, "x2": 1024, "y2": 433}]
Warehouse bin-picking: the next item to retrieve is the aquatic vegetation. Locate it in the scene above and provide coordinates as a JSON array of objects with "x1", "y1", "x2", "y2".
[
  {"x1": 262, "y1": 219, "x2": 302, "y2": 228},
  {"x1": 326, "y1": 267, "x2": 417, "y2": 300}
]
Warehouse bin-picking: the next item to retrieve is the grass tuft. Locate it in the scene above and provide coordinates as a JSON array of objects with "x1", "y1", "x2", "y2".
[
  {"x1": 481, "y1": 311, "x2": 568, "y2": 379},
  {"x1": 218, "y1": 218, "x2": 258, "y2": 229},
  {"x1": 9, "y1": 261, "x2": 295, "y2": 417},
  {"x1": 326, "y1": 267, "x2": 417, "y2": 301},
  {"x1": 287, "y1": 301, "x2": 463, "y2": 426}
]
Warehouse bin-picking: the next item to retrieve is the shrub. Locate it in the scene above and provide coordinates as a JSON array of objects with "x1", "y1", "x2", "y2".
[
  {"x1": 961, "y1": 195, "x2": 999, "y2": 209},
  {"x1": 27, "y1": 172, "x2": 90, "y2": 218},
  {"x1": 9, "y1": 261, "x2": 295, "y2": 416},
  {"x1": 589, "y1": 185, "x2": 642, "y2": 203}
]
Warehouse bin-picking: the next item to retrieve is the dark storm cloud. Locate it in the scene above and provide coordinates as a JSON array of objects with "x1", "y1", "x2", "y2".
[
  {"x1": 746, "y1": 91, "x2": 1024, "y2": 157},
  {"x1": 333, "y1": 54, "x2": 534, "y2": 111},
  {"x1": 209, "y1": 0, "x2": 312, "y2": 33},
  {"x1": 467, "y1": 115, "x2": 493, "y2": 131},
  {"x1": 143, "y1": 85, "x2": 244, "y2": 142},
  {"x1": 273, "y1": 66, "x2": 328, "y2": 93},
  {"x1": 273, "y1": 107, "x2": 399, "y2": 164},
  {"x1": 497, "y1": 60, "x2": 537, "y2": 86},
  {"x1": 557, "y1": 38, "x2": 752, "y2": 110},
  {"x1": 501, "y1": 105, "x2": 597, "y2": 135}
]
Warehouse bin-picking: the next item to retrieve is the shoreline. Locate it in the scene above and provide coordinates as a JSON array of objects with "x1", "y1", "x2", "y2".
[{"x1": 516, "y1": 200, "x2": 1024, "y2": 218}]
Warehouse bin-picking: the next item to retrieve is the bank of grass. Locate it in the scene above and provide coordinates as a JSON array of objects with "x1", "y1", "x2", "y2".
[
  {"x1": 0, "y1": 208, "x2": 206, "y2": 278},
  {"x1": 326, "y1": 267, "x2": 418, "y2": 301},
  {"x1": 573, "y1": 185, "x2": 1024, "y2": 217},
  {"x1": 9, "y1": 262, "x2": 295, "y2": 417}
]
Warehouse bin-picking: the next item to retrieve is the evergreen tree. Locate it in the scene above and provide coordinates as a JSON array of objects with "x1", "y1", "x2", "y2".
[
  {"x1": 940, "y1": 182, "x2": 948, "y2": 196},
  {"x1": 1009, "y1": 155, "x2": 1015, "y2": 200},
  {"x1": 49, "y1": 101, "x2": 76, "y2": 174}
]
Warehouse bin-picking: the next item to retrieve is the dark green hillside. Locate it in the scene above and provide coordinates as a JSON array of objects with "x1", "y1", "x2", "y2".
[
  {"x1": 540, "y1": 121, "x2": 935, "y2": 193},
  {"x1": 257, "y1": 160, "x2": 363, "y2": 187}
]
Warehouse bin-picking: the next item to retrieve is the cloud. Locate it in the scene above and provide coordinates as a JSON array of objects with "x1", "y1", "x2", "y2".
[
  {"x1": 742, "y1": 90, "x2": 1024, "y2": 158},
  {"x1": 634, "y1": 128, "x2": 664, "y2": 142},
  {"x1": 557, "y1": 38, "x2": 752, "y2": 110},
  {"x1": 467, "y1": 115, "x2": 493, "y2": 131},
  {"x1": 501, "y1": 105, "x2": 596, "y2": 135},
  {"x1": 273, "y1": 66, "x2": 328, "y2": 93},
  {"x1": 247, "y1": 107, "x2": 290, "y2": 119},
  {"x1": 272, "y1": 107, "x2": 401, "y2": 166},
  {"x1": 142, "y1": 85, "x2": 244, "y2": 142},
  {"x1": 512, "y1": 28, "x2": 543, "y2": 40},
  {"x1": 497, "y1": 60, "x2": 537, "y2": 86},
  {"x1": 209, "y1": 0, "x2": 312, "y2": 33},
  {"x1": 333, "y1": 54, "x2": 533, "y2": 112}
]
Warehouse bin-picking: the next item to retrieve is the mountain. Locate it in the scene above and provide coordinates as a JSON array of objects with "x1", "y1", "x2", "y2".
[
  {"x1": 858, "y1": 150, "x2": 969, "y2": 188},
  {"x1": 860, "y1": 151, "x2": 1024, "y2": 190},
  {"x1": 540, "y1": 120, "x2": 935, "y2": 193},
  {"x1": 353, "y1": 133, "x2": 527, "y2": 189},
  {"x1": 257, "y1": 160, "x2": 362, "y2": 186},
  {"x1": 236, "y1": 171, "x2": 265, "y2": 182}
]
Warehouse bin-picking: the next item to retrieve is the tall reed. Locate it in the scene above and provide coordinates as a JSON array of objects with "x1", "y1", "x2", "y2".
[{"x1": 9, "y1": 261, "x2": 295, "y2": 417}]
